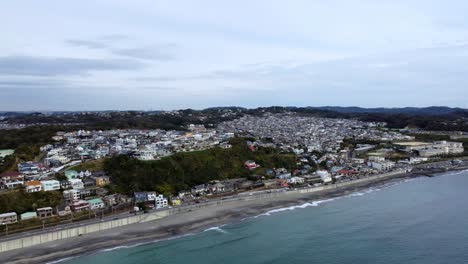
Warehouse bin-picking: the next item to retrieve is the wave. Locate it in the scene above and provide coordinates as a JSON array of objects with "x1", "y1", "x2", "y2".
[
  {"x1": 254, "y1": 177, "x2": 418, "y2": 218},
  {"x1": 100, "y1": 232, "x2": 196, "y2": 253},
  {"x1": 204, "y1": 226, "x2": 228, "y2": 234},
  {"x1": 46, "y1": 257, "x2": 77, "y2": 264},
  {"x1": 256, "y1": 198, "x2": 338, "y2": 217},
  {"x1": 100, "y1": 242, "x2": 146, "y2": 252}
]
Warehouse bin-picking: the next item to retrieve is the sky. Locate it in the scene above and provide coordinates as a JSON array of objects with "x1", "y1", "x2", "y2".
[{"x1": 1, "y1": 0, "x2": 468, "y2": 111}]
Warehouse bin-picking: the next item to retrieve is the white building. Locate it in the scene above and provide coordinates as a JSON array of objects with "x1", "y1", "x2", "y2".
[
  {"x1": 147, "y1": 192, "x2": 157, "y2": 201},
  {"x1": 69, "y1": 179, "x2": 84, "y2": 189},
  {"x1": 63, "y1": 189, "x2": 81, "y2": 202},
  {"x1": 369, "y1": 161, "x2": 395, "y2": 171},
  {"x1": 41, "y1": 180, "x2": 60, "y2": 191},
  {"x1": 288, "y1": 176, "x2": 305, "y2": 184},
  {"x1": 0, "y1": 212, "x2": 18, "y2": 224},
  {"x1": 317, "y1": 170, "x2": 332, "y2": 183},
  {"x1": 155, "y1": 195, "x2": 168, "y2": 209}
]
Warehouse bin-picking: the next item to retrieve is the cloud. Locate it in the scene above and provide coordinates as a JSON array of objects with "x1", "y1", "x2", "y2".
[
  {"x1": 66, "y1": 37, "x2": 177, "y2": 61},
  {"x1": 0, "y1": 79, "x2": 67, "y2": 88},
  {"x1": 113, "y1": 45, "x2": 177, "y2": 61},
  {"x1": 0, "y1": 56, "x2": 146, "y2": 76},
  {"x1": 66, "y1": 39, "x2": 109, "y2": 49}
]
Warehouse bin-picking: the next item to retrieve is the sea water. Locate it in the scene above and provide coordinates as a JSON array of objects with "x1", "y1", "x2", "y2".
[{"x1": 62, "y1": 170, "x2": 468, "y2": 264}]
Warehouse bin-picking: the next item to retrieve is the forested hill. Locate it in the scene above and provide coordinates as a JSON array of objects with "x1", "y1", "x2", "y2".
[{"x1": 104, "y1": 138, "x2": 297, "y2": 195}]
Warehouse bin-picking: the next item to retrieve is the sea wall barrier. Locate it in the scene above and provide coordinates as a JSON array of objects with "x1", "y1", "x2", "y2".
[{"x1": 0, "y1": 170, "x2": 406, "y2": 253}]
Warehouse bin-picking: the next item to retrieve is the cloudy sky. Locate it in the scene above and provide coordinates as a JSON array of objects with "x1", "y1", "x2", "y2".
[{"x1": 1, "y1": 0, "x2": 468, "y2": 110}]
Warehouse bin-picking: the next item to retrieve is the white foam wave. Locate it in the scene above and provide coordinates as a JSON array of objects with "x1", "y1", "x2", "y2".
[
  {"x1": 100, "y1": 242, "x2": 146, "y2": 252},
  {"x1": 100, "y1": 232, "x2": 197, "y2": 253},
  {"x1": 204, "y1": 226, "x2": 228, "y2": 234},
  {"x1": 46, "y1": 257, "x2": 77, "y2": 264},
  {"x1": 256, "y1": 198, "x2": 338, "y2": 217},
  {"x1": 253, "y1": 179, "x2": 416, "y2": 218}
]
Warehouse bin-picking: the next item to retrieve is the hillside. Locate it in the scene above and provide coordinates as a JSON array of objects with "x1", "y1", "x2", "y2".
[{"x1": 104, "y1": 138, "x2": 297, "y2": 195}]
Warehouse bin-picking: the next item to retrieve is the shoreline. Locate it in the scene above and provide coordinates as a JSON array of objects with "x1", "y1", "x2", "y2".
[{"x1": 2, "y1": 166, "x2": 468, "y2": 263}]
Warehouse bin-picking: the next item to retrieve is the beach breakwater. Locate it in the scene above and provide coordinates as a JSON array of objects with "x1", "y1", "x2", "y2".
[{"x1": 0, "y1": 170, "x2": 406, "y2": 253}]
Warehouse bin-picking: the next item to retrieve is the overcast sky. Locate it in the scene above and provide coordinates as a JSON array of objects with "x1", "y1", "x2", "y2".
[{"x1": 1, "y1": 0, "x2": 468, "y2": 111}]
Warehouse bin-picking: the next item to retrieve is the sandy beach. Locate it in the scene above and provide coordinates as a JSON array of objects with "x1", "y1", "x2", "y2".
[
  {"x1": 2, "y1": 160, "x2": 468, "y2": 264},
  {"x1": 1, "y1": 171, "x2": 425, "y2": 264}
]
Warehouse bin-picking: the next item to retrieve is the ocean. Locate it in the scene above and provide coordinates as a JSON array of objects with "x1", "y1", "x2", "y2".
[{"x1": 61, "y1": 170, "x2": 468, "y2": 264}]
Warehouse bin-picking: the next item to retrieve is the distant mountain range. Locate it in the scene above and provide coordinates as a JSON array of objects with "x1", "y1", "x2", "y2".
[{"x1": 307, "y1": 106, "x2": 467, "y2": 116}]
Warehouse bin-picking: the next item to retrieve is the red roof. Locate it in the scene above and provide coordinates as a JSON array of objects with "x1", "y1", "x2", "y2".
[{"x1": 0, "y1": 172, "x2": 22, "y2": 178}]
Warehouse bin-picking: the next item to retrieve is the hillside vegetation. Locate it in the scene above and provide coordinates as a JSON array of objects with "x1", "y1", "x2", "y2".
[{"x1": 104, "y1": 138, "x2": 297, "y2": 195}]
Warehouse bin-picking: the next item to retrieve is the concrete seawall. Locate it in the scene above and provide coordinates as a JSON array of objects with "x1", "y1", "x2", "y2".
[{"x1": 0, "y1": 170, "x2": 406, "y2": 253}]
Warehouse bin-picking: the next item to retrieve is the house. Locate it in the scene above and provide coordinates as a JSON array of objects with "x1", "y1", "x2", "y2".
[
  {"x1": 368, "y1": 161, "x2": 395, "y2": 171},
  {"x1": 276, "y1": 173, "x2": 291, "y2": 180},
  {"x1": 95, "y1": 176, "x2": 110, "y2": 187},
  {"x1": 244, "y1": 160, "x2": 260, "y2": 170},
  {"x1": 63, "y1": 189, "x2": 81, "y2": 202},
  {"x1": 87, "y1": 198, "x2": 105, "y2": 210},
  {"x1": 41, "y1": 180, "x2": 60, "y2": 191},
  {"x1": 302, "y1": 174, "x2": 323, "y2": 184},
  {"x1": 60, "y1": 180, "x2": 71, "y2": 189},
  {"x1": 288, "y1": 176, "x2": 305, "y2": 184},
  {"x1": 103, "y1": 194, "x2": 118, "y2": 206},
  {"x1": 18, "y1": 162, "x2": 46, "y2": 175},
  {"x1": 208, "y1": 182, "x2": 225, "y2": 193},
  {"x1": 64, "y1": 170, "x2": 78, "y2": 180},
  {"x1": 69, "y1": 178, "x2": 84, "y2": 189},
  {"x1": 80, "y1": 188, "x2": 97, "y2": 199},
  {"x1": 191, "y1": 184, "x2": 208, "y2": 195},
  {"x1": 155, "y1": 194, "x2": 168, "y2": 209},
  {"x1": 37, "y1": 207, "x2": 53, "y2": 219},
  {"x1": 25, "y1": 180, "x2": 42, "y2": 192},
  {"x1": 134, "y1": 192, "x2": 148, "y2": 203},
  {"x1": 83, "y1": 178, "x2": 96, "y2": 187},
  {"x1": 317, "y1": 170, "x2": 332, "y2": 183},
  {"x1": 71, "y1": 200, "x2": 90, "y2": 212},
  {"x1": 20, "y1": 212, "x2": 37, "y2": 221},
  {"x1": 146, "y1": 192, "x2": 157, "y2": 201},
  {"x1": 57, "y1": 204, "x2": 72, "y2": 216},
  {"x1": 79, "y1": 170, "x2": 92, "y2": 178},
  {"x1": 0, "y1": 212, "x2": 18, "y2": 224},
  {"x1": 170, "y1": 197, "x2": 182, "y2": 206},
  {"x1": 0, "y1": 172, "x2": 24, "y2": 189}
]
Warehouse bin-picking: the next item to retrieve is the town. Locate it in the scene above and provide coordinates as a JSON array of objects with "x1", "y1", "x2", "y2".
[{"x1": 0, "y1": 112, "x2": 466, "y2": 234}]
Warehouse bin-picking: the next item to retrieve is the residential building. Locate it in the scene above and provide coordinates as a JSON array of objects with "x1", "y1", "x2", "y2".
[
  {"x1": 134, "y1": 192, "x2": 148, "y2": 203},
  {"x1": 69, "y1": 178, "x2": 84, "y2": 189},
  {"x1": 25, "y1": 180, "x2": 42, "y2": 192},
  {"x1": 63, "y1": 189, "x2": 81, "y2": 202},
  {"x1": 155, "y1": 195, "x2": 168, "y2": 209},
  {"x1": 37, "y1": 207, "x2": 53, "y2": 219},
  {"x1": 20, "y1": 212, "x2": 37, "y2": 221},
  {"x1": 41, "y1": 180, "x2": 60, "y2": 191},
  {"x1": 18, "y1": 162, "x2": 46, "y2": 175},
  {"x1": 288, "y1": 176, "x2": 305, "y2": 184},
  {"x1": 71, "y1": 200, "x2": 90, "y2": 212},
  {"x1": 0, "y1": 172, "x2": 24, "y2": 189},
  {"x1": 0, "y1": 212, "x2": 18, "y2": 224},
  {"x1": 95, "y1": 176, "x2": 110, "y2": 187},
  {"x1": 369, "y1": 160, "x2": 395, "y2": 171},
  {"x1": 87, "y1": 198, "x2": 105, "y2": 210},
  {"x1": 64, "y1": 170, "x2": 78, "y2": 180},
  {"x1": 317, "y1": 170, "x2": 332, "y2": 183}
]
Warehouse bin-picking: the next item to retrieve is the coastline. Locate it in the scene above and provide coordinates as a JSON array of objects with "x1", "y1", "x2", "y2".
[{"x1": 2, "y1": 166, "x2": 468, "y2": 264}]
